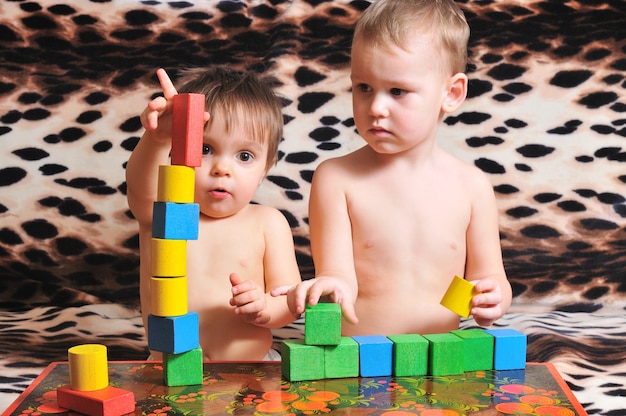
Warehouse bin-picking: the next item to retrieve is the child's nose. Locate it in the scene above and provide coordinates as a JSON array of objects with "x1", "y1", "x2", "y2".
[
  {"x1": 368, "y1": 93, "x2": 389, "y2": 118},
  {"x1": 210, "y1": 157, "x2": 231, "y2": 176}
]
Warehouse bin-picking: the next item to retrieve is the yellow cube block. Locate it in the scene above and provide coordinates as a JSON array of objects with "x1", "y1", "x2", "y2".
[
  {"x1": 157, "y1": 165, "x2": 195, "y2": 203},
  {"x1": 151, "y1": 238, "x2": 186, "y2": 277},
  {"x1": 440, "y1": 275, "x2": 475, "y2": 318},
  {"x1": 68, "y1": 344, "x2": 109, "y2": 391},
  {"x1": 151, "y1": 276, "x2": 188, "y2": 317}
]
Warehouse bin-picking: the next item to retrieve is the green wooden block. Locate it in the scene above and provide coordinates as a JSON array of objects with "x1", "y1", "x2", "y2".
[
  {"x1": 451, "y1": 329, "x2": 494, "y2": 372},
  {"x1": 163, "y1": 347, "x2": 203, "y2": 386},
  {"x1": 324, "y1": 337, "x2": 359, "y2": 379},
  {"x1": 281, "y1": 339, "x2": 325, "y2": 381},
  {"x1": 423, "y1": 333, "x2": 464, "y2": 376},
  {"x1": 304, "y1": 303, "x2": 341, "y2": 345},
  {"x1": 388, "y1": 334, "x2": 429, "y2": 376}
]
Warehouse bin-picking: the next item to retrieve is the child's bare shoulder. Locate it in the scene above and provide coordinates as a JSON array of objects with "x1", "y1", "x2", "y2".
[
  {"x1": 442, "y1": 151, "x2": 495, "y2": 194},
  {"x1": 247, "y1": 203, "x2": 291, "y2": 229},
  {"x1": 315, "y1": 146, "x2": 370, "y2": 176}
]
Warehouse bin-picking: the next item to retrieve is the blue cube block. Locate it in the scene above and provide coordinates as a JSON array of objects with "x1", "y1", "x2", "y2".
[
  {"x1": 484, "y1": 328, "x2": 527, "y2": 370},
  {"x1": 148, "y1": 312, "x2": 199, "y2": 354},
  {"x1": 152, "y1": 201, "x2": 199, "y2": 240},
  {"x1": 352, "y1": 335, "x2": 393, "y2": 377}
]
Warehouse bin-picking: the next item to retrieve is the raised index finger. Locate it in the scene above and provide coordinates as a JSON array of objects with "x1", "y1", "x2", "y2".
[{"x1": 155, "y1": 68, "x2": 178, "y2": 100}]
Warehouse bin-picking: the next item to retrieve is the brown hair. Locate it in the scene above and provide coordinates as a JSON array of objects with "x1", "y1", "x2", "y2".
[
  {"x1": 353, "y1": 0, "x2": 470, "y2": 75},
  {"x1": 177, "y1": 66, "x2": 283, "y2": 171}
]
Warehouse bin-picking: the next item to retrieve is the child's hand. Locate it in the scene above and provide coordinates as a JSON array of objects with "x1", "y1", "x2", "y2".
[
  {"x1": 271, "y1": 277, "x2": 359, "y2": 324},
  {"x1": 140, "y1": 68, "x2": 210, "y2": 143},
  {"x1": 469, "y1": 277, "x2": 505, "y2": 327},
  {"x1": 140, "y1": 68, "x2": 178, "y2": 143},
  {"x1": 229, "y1": 273, "x2": 271, "y2": 325}
]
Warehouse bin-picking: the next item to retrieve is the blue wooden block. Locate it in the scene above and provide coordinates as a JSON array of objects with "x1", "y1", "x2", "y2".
[
  {"x1": 352, "y1": 335, "x2": 393, "y2": 377},
  {"x1": 148, "y1": 312, "x2": 199, "y2": 354},
  {"x1": 152, "y1": 201, "x2": 199, "y2": 240},
  {"x1": 484, "y1": 328, "x2": 527, "y2": 370}
]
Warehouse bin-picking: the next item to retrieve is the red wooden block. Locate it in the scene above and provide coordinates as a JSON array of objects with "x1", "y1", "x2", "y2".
[
  {"x1": 171, "y1": 93, "x2": 205, "y2": 167},
  {"x1": 57, "y1": 384, "x2": 135, "y2": 416}
]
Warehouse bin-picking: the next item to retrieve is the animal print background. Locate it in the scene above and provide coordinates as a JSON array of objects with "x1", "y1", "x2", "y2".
[{"x1": 0, "y1": 1, "x2": 625, "y2": 414}]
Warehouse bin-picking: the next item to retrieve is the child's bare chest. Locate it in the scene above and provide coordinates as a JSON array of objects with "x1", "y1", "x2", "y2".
[{"x1": 186, "y1": 223, "x2": 266, "y2": 286}]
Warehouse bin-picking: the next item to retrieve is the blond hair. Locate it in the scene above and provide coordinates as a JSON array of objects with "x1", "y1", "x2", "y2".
[
  {"x1": 177, "y1": 66, "x2": 284, "y2": 171},
  {"x1": 353, "y1": 0, "x2": 469, "y2": 74}
]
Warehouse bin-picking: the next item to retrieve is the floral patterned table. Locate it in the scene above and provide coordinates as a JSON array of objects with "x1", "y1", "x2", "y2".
[{"x1": 3, "y1": 361, "x2": 586, "y2": 416}]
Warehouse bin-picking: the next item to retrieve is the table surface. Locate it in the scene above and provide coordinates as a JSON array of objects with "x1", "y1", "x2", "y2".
[{"x1": 3, "y1": 361, "x2": 587, "y2": 416}]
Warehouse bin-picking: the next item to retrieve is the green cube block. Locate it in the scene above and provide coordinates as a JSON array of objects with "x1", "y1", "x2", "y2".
[
  {"x1": 324, "y1": 337, "x2": 359, "y2": 379},
  {"x1": 451, "y1": 329, "x2": 494, "y2": 372},
  {"x1": 423, "y1": 333, "x2": 464, "y2": 376},
  {"x1": 281, "y1": 339, "x2": 325, "y2": 381},
  {"x1": 163, "y1": 347, "x2": 203, "y2": 386},
  {"x1": 304, "y1": 303, "x2": 341, "y2": 345},
  {"x1": 388, "y1": 334, "x2": 429, "y2": 376}
]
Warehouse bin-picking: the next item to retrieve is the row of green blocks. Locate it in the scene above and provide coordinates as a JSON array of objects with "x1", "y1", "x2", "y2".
[{"x1": 281, "y1": 303, "x2": 526, "y2": 382}]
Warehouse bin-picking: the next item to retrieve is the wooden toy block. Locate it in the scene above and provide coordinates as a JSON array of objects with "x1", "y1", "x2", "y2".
[
  {"x1": 56, "y1": 384, "x2": 135, "y2": 416},
  {"x1": 484, "y1": 328, "x2": 527, "y2": 370},
  {"x1": 423, "y1": 333, "x2": 464, "y2": 376},
  {"x1": 151, "y1": 238, "x2": 186, "y2": 277},
  {"x1": 68, "y1": 344, "x2": 108, "y2": 391},
  {"x1": 451, "y1": 329, "x2": 494, "y2": 372},
  {"x1": 152, "y1": 201, "x2": 199, "y2": 240},
  {"x1": 387, "y1": 334, "x2": 429, "y2": 376},
  {"x1": 150, "y1": 276, "x2": 188, "y2": 317},
  {"x1": 324, "y1": 337, "x2": 359, "y2": 379},
  {"x1": 304, "y1": 303, "x2": 341, "y2": 345},
  {"x1": 148, "y1": 312, "x2": 199, "y2": 354},
  {"x1": 163, "y1": 347, "x2": 204, "y2": 386},
  {"x1": 281, "y1": 339, "x2": 325, "y2": 381},
  {"x1": 352, "y1": 335, "x2": 393, "y2": 377},
  {"x1": 440, "y1": 275, "x2": 475, "y2": 318},
  {"x1": 157, "y1": 165, "x2": 195, "y2": 203},
  {"x1": 171, "y1": 93, "x2": 205, "y2": 167}
]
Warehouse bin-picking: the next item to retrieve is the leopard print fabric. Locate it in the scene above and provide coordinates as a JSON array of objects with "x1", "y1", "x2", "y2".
[{"x1": 0, "y1": 1, "x2": 625, "y2": 414}]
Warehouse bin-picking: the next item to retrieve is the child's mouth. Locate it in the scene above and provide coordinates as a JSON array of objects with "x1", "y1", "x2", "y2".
[{"x1": 210, "y1": 189, "x2": 229, "y2": 198}]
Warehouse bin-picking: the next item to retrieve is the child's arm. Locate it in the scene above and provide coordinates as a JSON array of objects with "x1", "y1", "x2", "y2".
[
  {"x1": 464, "y1": 171, "x2": 512, "y2": 327},
  {"x1": 230, "y1": 207, "x2": 302, "y2": 328},
  {"x1": 126, "y1": 68, "x2": 180, "y2": 226},
  {"x1": 272, "y1": 159, "x2": 359, "y2": 324}
]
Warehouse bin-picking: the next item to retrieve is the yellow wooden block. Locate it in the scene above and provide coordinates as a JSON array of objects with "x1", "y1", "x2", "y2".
[
  {"x1": 151, "y1": 238, "x2": 186, "y2": 277},
  {"x1": 157, "y1": 165, "x2": 195, "y2": 203},
  {"x1": 440, "y1": 275, "x2": 475, "y2": 318},
  {"x1": 68, "y1": 344, "x2": 109, "y2": 391},
  {"x1": 150, "y1": 276, "x2": 188, "y2": 317}
]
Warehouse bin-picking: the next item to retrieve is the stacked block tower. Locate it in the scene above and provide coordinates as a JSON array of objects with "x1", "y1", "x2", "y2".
[
  {"x1": 282, "y1": 295, "x2": 527, "y2": 381},
  {"x1": 56, "y1": 344, "x2": 135, "y2": 416},
  {"x1": 147, "y1": 93, "x2": 205, "y2": 386}
]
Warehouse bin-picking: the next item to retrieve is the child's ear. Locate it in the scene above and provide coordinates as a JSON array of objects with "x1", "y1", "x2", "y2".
[{"x1": 442, "y1": 72, "x2": 468, "y2": 114}]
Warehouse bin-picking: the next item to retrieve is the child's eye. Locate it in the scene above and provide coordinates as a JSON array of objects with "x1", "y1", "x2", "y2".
[
  {"x1": 237, "y1": 151, "x2": 254, "y2": 162},
  {"x1": 202, "y1": 144, "x2": 212, "y2": 156},
  {"x1": 390, "y1": 88, "x2": 406, "y2": 96},
  {"x1": 357, "y1": 84, "x2": 372, "y2": 93}
]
